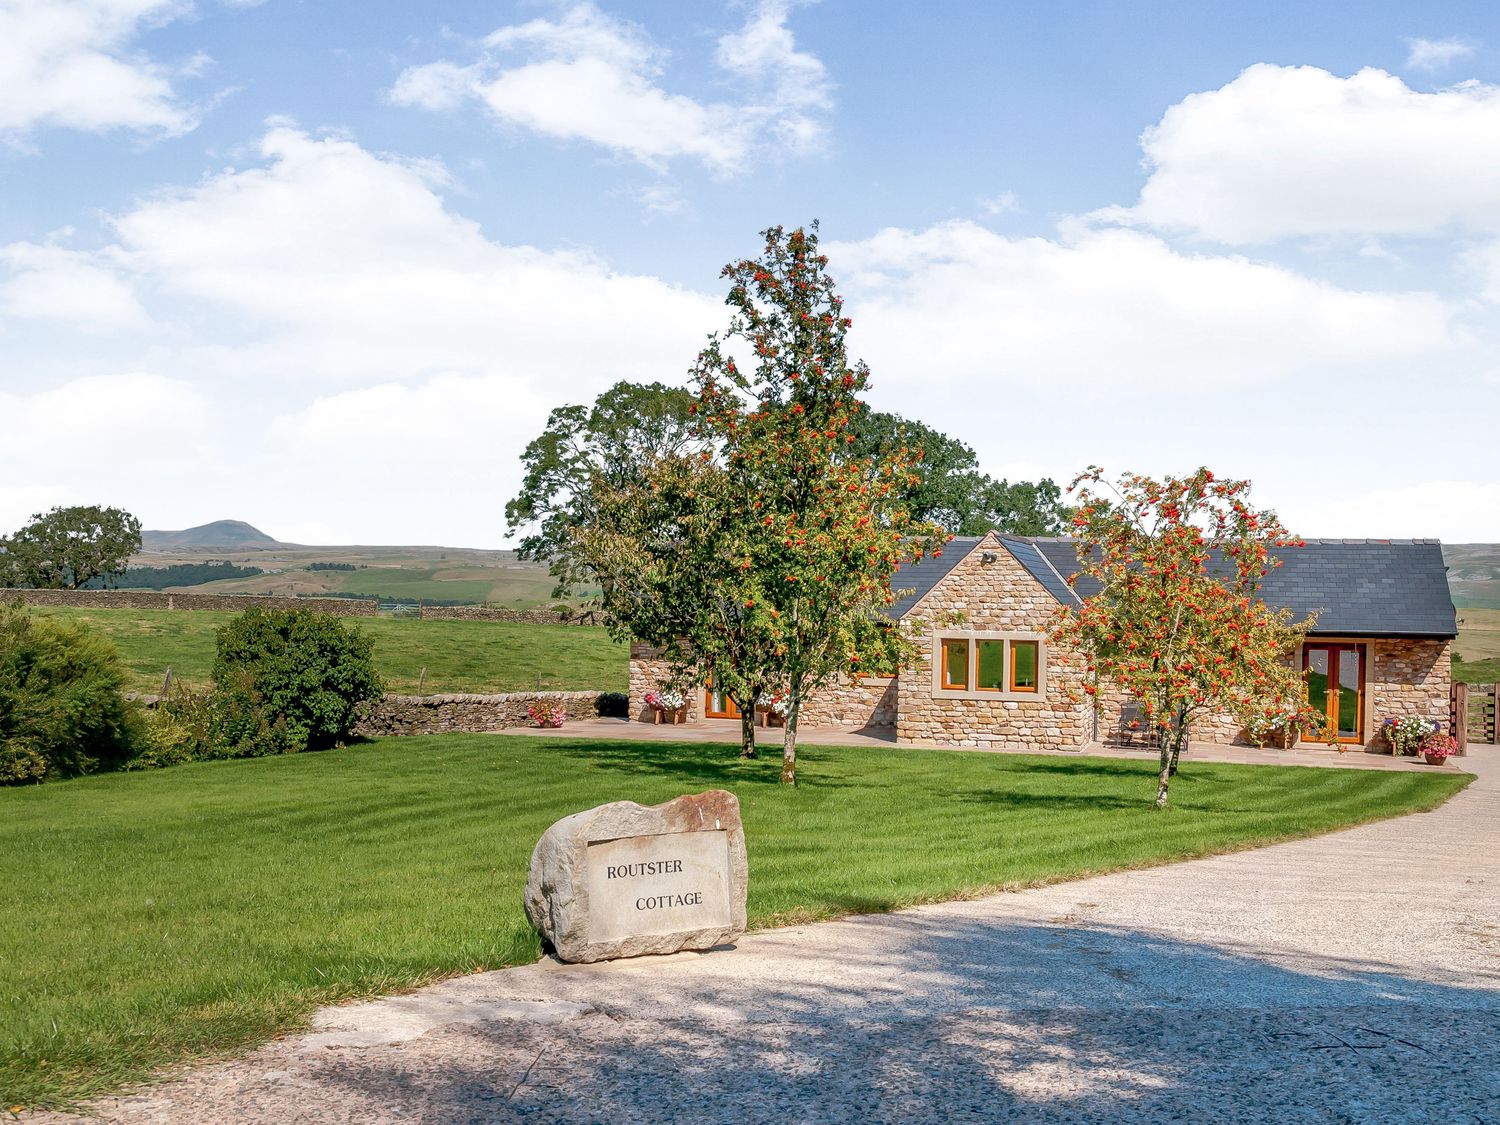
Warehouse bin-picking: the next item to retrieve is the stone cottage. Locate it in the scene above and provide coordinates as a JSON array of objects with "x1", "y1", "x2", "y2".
[{"x1": 627, "y1": 533, "x2": 1457, "y2": 752}]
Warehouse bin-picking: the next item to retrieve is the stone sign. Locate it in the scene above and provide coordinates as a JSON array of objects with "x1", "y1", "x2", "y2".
[{"x1": 524, "y1": 789, "x2": 748, "y2": 964}]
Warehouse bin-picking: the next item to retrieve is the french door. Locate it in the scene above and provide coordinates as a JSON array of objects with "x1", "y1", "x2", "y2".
[
  {"x1": 1302, "y1": 643, "x2": 1365, "y2": 744},
  {"x1": 704, "y1": 675, "x2": 740, "y2": 719}
]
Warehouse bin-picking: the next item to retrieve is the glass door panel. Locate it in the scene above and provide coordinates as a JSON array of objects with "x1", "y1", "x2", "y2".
[
  {"x1": 1335, "y1": 648, "x2": 1362, "y2": 739},
  {"x1": 1303, "y1": 644, "x2": 1364, "y2": 744},
  {"x1": 704, "y1": 674, "x2": 739, "y2": 719}
]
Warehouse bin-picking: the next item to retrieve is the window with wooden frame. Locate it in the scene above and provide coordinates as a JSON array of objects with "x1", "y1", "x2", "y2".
[
  {"x1": 1010, "y1": 640, "x2": 1039, "y2": 693},
  {"x1": 940, "y1": 638, "x2": 970, "y2": 690},
  {"x1": 975, "y1": 640, "x2": 1006, "y2": 692},
  {"x1": 933, "y1": 633, "x2": 1046, "y2": 699}
]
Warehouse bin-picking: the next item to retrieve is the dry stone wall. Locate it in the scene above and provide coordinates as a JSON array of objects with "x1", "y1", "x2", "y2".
[
  {"x1": 6, "y1": 588, "x2": 378, "y2": 615},
  {"x1": 417, "y1": 605, "x2": 604, "y2": 626},
  {"x1": 355, "y1": 691, "x2": 609, "y2": 736},
  {"x1": 897, "y1": 535, "x2": 1093, "y2": 750}
]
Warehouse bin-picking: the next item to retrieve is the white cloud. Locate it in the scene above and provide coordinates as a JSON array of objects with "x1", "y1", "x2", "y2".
[
  {"x1": 0, "y1": 0, "x2": 201, "y2": 138},
  {"x1": 389, "y1": 1, "x2": 832, "y2": 175},
  {"x1": 0, "y1": 241, "x2": 148, "y2": 329},
  {"x1": 102, "y1": 124, "x2": 720, "y2": 385},
  {"x1": 1285, "y1": 480, "x2": 1500, "y2": 542},
  {"x1": 829, "y1": 220, "x2": 1460, "y2": 393},
  {"x1": 1, "y1": 125, "x2": 725, "y2": 544},
  {"x1": 1405, "y1": 37, "x2": 1475, "y2": 72},
  {"x1": 1102, "y1": 64, "x2": 1500, "y2": 243},
  {"x1": 0, "y1": 373, "x2": 212, "y2": 531},
  {"x1": 978, "y1": 192, "x2": 1021, "y2": 217}
]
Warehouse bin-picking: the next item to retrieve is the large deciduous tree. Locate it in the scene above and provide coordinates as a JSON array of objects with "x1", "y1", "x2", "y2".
[
  {"x1": 849, "y1": 413, "x2": 1073, "y2": 536},
  {"x1": 1051, "y1": 468, "x2": 1314, "y2": 808},
  {"x1": 584, "y1": 223, "x2": 948, "y2": 784},
  {"x1": 0, "y1": 506, "x2": 142, "y2": 590},
  {"x1": 507, "y1": 387, "x2": 1068, "y2": 600},
  {"x1": 504, "y1": 380, "x2": 701, "y2": 599}
]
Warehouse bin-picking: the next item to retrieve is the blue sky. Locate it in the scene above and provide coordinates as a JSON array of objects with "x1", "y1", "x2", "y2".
[{"x1": 2, "y1": 0, "x2": 1498, "y2": 544}]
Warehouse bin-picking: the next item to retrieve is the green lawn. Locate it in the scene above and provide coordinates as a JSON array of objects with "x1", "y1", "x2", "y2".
[
  {"x1": 0, "y1": 735, "x2": 1470, "y2": 1109},
  {"x1": 29, "y1": 607, "x2": 627, "y2": 695}
]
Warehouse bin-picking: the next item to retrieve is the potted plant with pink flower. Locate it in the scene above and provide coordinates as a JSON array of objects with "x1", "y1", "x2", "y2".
[
  {"x1": 528, "y1": 703, "x2": 567, "y2": 729},
  {"x1": 1419, "y1": 729, "x2": 1459, "y2": 766}
]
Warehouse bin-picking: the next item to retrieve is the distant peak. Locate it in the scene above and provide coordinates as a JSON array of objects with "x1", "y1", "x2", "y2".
[{"x1": 141, "y1": 520, "x2": 281, "y2": 549}]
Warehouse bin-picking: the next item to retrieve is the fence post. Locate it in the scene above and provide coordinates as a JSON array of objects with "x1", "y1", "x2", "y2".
[{"x1": 1492, "y1": 683, "x2": 1500, "y2": 745}]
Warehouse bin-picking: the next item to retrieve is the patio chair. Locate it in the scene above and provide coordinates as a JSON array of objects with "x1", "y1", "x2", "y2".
[{"x1": 1111, "y1": 702, "x2": 1148, "y2": 747}]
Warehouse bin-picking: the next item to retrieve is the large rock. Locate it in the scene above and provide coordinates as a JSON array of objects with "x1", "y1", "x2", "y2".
[{"x1": 524, "y1": 790, "x2": 748, "y2": 964}]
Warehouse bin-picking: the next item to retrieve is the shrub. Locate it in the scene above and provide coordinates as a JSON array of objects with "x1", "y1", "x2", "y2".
[
  {"x1": 211, "y1": 608, "x2": 383, "y2": 755},
  {"x1": 131, "y1": 692, "x2": 216, "y2": 769},
  {"x1": 596, "y1": 691, "x2": 629, "y2": 717},
  {"x1": 0, "y1": 602, "x2": 142, "y2": 783}
]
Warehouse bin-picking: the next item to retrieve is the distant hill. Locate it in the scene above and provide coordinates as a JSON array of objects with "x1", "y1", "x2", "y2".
[{"x1": 142, "y1": 520, "x2": 282, "y2": 551}]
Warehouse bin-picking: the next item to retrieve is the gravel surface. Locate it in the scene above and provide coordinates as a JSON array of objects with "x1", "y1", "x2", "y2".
[{"x1": 39, "y1": 749, "x2": 1499, "y2": 1124}]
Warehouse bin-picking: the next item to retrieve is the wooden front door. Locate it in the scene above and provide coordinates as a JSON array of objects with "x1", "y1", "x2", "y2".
[
  {"x1": 1303, "y1": 643, "x2": 1365, "y2": 744},
  {"x1": 704, "y1": 675, "x2": 740, "y2": 719}
]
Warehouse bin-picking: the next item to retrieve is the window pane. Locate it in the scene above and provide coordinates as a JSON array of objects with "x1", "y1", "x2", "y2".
[
  {"x1": 941, "y1": 639, "x2": 969, "y2": 689},
  {"x1": 1011, "y1": 641, "x2": 1039, "y2": 691},
  {"x1": 976, "y1": 640, "x2": 1004, "y2": 690}
]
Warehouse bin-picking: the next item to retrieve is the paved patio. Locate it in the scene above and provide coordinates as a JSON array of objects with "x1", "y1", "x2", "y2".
[
  {"x1": 45, "y1": 747, "x2": 1497, "y2": 1123},
  {"x1": 522, "y1": 716, "x2": 1470, "y2": 773}
]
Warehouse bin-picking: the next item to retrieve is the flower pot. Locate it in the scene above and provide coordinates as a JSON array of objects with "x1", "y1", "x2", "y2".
[{"x1": 1424, "y1": 752, "x2": 1450, "y2": 766}]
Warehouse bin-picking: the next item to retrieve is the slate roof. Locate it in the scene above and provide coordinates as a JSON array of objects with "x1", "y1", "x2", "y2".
[
  {"x1": 997, "y1": 537, "x2": 1457, "y2": 639},
  {"x1": 887, "y1": 536, "x2": 982, "y2": 618}
]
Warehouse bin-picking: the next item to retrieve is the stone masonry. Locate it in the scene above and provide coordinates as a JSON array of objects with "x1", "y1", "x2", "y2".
[
  {"x1": 354, "y1": 691, "x2": 610, "y2": 737},
  {"x1": 896, "y1": 533, "x2": 1092, "y2": 750}
]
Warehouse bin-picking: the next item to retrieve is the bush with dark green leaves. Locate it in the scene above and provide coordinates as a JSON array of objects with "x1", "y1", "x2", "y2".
[
  {"x1": 0, "y1": 602, "x2": 142, "y2": 783},
  {"x1": 596, "y1": 691, "x2": 630, "y2": 717},
  {"x1": 210, "y1": 608, "x2": 383, "y2": 755}
]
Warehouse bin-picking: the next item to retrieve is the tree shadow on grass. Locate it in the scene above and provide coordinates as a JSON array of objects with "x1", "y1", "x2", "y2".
[
  {"x1": 536, "y1": 737, "x2": 863, "y2": 791},
  {"x1": 306, "y1": 918, "x2": 1500, "y2": 1123}
]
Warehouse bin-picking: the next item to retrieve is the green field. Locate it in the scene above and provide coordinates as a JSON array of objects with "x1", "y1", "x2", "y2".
[
  {"x1": 0, "y1": 735, "x2": 1469, "y2": 1109},
  {"x1": 32, "y1": 607, "x2": 627, "y2": 696}
]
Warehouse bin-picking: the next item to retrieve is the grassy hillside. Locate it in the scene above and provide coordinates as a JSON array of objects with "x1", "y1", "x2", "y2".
[
  {"x1": 34, "y1": 607, "x2": 627, "y2": 696},
  {"x1": 127, "y1": 543, "x2": 583, "y2": 609},
  {"x1": 1445, "y1": 544, "x2": 1500, "y2": 609}
]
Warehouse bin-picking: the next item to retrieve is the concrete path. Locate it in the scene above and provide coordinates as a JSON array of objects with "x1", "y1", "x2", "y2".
[
  {"x1": 525, "y1": 716, "x2": 1461, "y2": 773},
  {"x1": 46, "y1": 749, "x2": 1499, "y2": 1124}
]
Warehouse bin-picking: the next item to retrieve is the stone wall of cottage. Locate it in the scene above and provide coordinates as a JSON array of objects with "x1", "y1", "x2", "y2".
[
  {"x1": 799, "y1": 677, "x2": 897, "y2": 728},
  {"x1": 1092, "y1": 636, "x2": 1454, "y2": 750},
  {"x1": 628, "y1": 642, "x2": 701, "y2": 723},
  {"x1": 896, "y1": 537, "x2": 1093, "y2": 749},
  {"x1": 1369, "y1": 638, "x2": 1452, "y2": 743}
]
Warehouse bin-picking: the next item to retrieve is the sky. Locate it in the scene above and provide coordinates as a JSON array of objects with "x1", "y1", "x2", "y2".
[{"x1": 2, "y1": 0, "x2": 1499, "y2": 547}]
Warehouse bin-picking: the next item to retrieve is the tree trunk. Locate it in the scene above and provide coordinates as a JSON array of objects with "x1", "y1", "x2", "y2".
[
  {"x1": 738, "y1": 702, "x2": 757, "y2": 760},
  {"x1": 1167, "y1": 704, "x2": 1188, "y2": 776},
  {"x1": 1154, "y1": 727, "x2": 1173, "y2": 809},
  {"x1": 780, "y1": 693, "x2": 799, "y2": 786}
]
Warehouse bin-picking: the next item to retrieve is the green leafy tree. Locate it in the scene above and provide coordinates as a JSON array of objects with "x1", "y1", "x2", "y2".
[
  {"x1": 581, "y1": 454, "x2": 775, "y2": 759},
  {"x1": 1051, "y1": 468, "x2": 1315, "y2": 808},
  {"x1": 0, "y1": 505, "x2": 142, "y2": 589},
  {"x1": 504, "y1": 381, "x2": 701, "y2": 598},
  {"x1": 0, "y1": 602, "x2": 142, "y2": 783},
  {"x1": 850, "y1": 413, "x2": 1072, "y2": 535},
  {"x1": 211, "y1": 608, "x2": 384, "y2": 755}
]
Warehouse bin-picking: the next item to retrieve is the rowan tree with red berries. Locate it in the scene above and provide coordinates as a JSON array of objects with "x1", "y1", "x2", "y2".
[
  {"x1": 580, "y1": 223, "x2": 947, "y2": 783},
  {"x1": 1051, "y1": 467, "x2": 1316, "y2": 808}
]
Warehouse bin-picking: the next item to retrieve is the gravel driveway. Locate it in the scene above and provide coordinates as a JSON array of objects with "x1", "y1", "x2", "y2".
[{"x1": 44, "y1": 750, "x2": 1499, "y2": 1124}]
